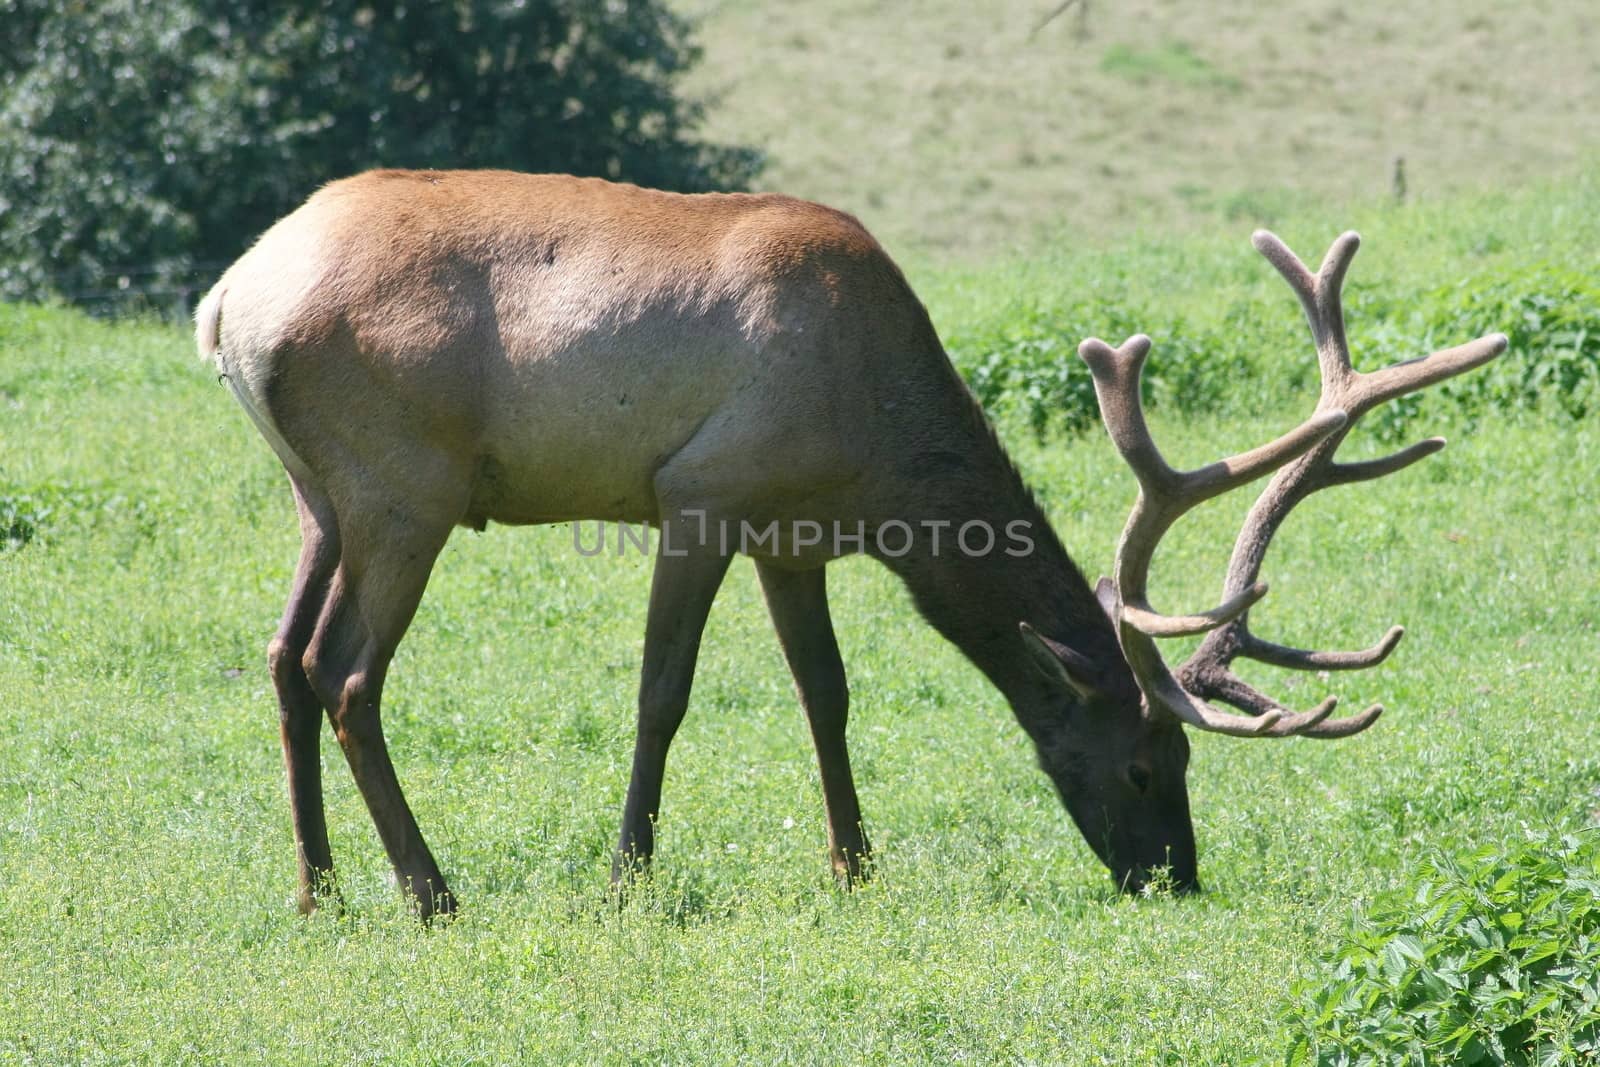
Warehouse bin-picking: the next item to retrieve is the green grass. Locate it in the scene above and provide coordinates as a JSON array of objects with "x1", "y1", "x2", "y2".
[
  {"x1": 2, "y1": 177, "x2": 1597, "y2": 1062},
  {"x1": 675, "y1": 0, "x2": 1600, "y2": 259},
  {"x1": 1099, "y1": 40, "x2": 1243, "y2": 93}
]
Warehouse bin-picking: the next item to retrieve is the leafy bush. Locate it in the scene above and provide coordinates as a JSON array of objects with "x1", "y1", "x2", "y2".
[
  {"x1": 1287, "y1": 827, "x2": 1600, "y2": 1066},
  {"x1": 947, "y1": 260, "x2": 1598, "y2": 439},
  {"x1": 947, "y1": 288, "x2": 1313, "y2": 437},
  {"x1": 0, "y1": 492, "x2": 49, "y2": 550},
  {"x1": 1424, "y1": 266, "x2": 1600, "y2": 422},
  {"x1": 954, "y1": 304, "x2": 1110, "y2": 437},
  {"x1": 0, "y1": 0, "x2": 762, "y2": 310}
]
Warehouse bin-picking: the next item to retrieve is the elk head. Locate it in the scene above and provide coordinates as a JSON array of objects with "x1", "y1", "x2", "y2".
[{"x1": 1064, "y1": 229, "x2": 1505, "y2": 893}]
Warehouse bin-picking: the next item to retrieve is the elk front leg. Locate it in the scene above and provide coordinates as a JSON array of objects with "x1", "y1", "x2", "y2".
[
  {"x1": 756, "y1": 562, "x2": 871, "y2": 884},
  {"x1": 612, "y1": 514, "x2": 732, "y2": 883}
]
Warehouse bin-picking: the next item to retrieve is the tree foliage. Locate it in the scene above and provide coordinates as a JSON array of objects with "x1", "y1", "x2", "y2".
[{"x1": 0, "y1": 0, "x2": 762, "y2": 308}]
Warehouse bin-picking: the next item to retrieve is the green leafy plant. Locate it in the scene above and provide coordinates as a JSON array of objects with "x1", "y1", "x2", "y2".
[
  {"x1": 948, "y1": 260, "x2": 1597, "y2": 440},
  {"x1": 1287, "y1": 827, "x2": 1600, "y2": 1066},
  {"x1": 956, "y1": 305, "x2": 1105, "y2": 437},
  {"x1": 947, "y1": 294, "x2": 1266, "y2": 438},
  {"x1": 1426, "y1": 266, "x2": 1600, "y2": 422},
  {"x1": 1342, "y1": 264, "x2": 1600, "y2": 441},
  {"x1": 0, "y1": 492, "x2": 48, "y2": 550}
]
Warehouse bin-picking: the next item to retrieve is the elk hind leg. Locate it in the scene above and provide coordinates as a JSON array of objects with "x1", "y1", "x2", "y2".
[
  {"x1": 268, "y1": 477, "x2": 342, "y2": 914},
  {"x1": 303, "y1": 496, "x2": 459, "y2": 921}
]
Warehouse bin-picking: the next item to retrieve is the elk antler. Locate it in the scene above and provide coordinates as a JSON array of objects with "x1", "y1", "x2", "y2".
[{"x1": 1081, "y1": 230, "x2": 1507, "y2": 738}]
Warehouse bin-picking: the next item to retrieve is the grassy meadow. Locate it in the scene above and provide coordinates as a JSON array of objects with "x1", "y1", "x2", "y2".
[
  {"x1": 2, "y1": 167, "x2": 1597, "y2": 1061},
  {"x1": 677, "y1": 0, "x2": 1600, "y2": 259}
]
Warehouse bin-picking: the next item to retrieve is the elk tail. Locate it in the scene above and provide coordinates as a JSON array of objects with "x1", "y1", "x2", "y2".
[{"x1": 195, "y1": 285, "x2": 225, "y2": 367}]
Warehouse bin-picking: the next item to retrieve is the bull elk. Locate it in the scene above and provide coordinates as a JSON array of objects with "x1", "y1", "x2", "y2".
[{"x1": 196, "y1": 170, "x2": 1505, "y2": 919}]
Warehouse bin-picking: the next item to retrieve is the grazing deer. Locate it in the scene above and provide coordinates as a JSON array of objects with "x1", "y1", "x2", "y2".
[{"x1": 196, "y1": 170, "x2": 1505, "y2": 919}]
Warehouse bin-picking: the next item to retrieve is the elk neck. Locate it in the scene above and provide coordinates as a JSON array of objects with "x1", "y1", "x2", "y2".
[{"x1": 871, "y1": 387, "x2": 1124, "y2": 708}]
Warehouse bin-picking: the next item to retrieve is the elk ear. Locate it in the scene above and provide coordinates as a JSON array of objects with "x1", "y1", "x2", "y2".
[
  {"x1": 1094, "y1": 576, "x2": 1121, "y2": 625},
  {"x1": 1019, "y1": 621, "x2": 1103, "y2": 701}
]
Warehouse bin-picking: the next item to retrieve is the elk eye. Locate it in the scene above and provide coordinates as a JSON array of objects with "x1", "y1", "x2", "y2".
[{"x1": 1126, "y1": 762, "x2": 1153, "y2": 794}]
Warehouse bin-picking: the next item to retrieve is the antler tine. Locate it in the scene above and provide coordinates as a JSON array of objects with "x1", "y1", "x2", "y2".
[
  {"x1": 1179, "y1": 654, "x2": 1386, "y2": 738},
  {"x1": 1189, "y1": 665, "x2": 1342, "y2": 732},
  {"x1": 1124, "y1": 639, "x2": 1284, "y2": 735},
  {"x1": 1252, "y1": 229, "x2": 1361, "y2": 382},
  {"x1": 1240, "y1": 625, "x2": 1406, "y2": 672},
  {"x1": 1077, "y1": 335, "x2": 1176, "y2": 491},
  {"x1": 1182, "y1": 409, "x2": 1347, "y2": 501},
  {"x1": 1164, "y1": 229, "x2": 1507, "y2": 739},
  {"x1": 1121, "y1": 583, "x2": 1267, "y2": 638},
  {"x1": 1319, "y1": 439, "x2": 1444, "y2": 488},
  {"x1": 1296, "y1": 704, "x2": 1384, "y2": 739},
  {"x1": 1352, "y1": 333, "x2": 1509, "y2": 410}
]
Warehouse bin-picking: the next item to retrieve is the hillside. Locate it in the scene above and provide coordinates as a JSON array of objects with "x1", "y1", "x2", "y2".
[{"x1": 676, "y1": 0, "x2": 1600, "y2": 258}]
